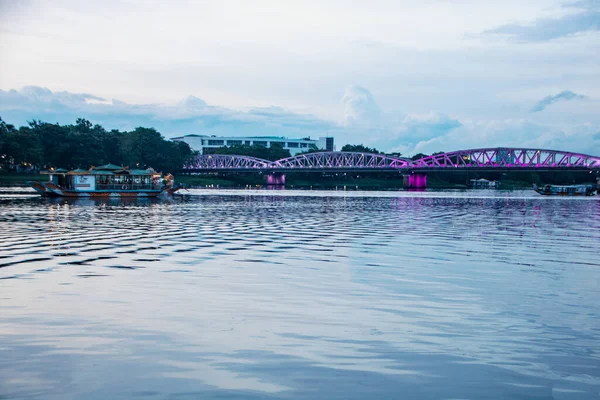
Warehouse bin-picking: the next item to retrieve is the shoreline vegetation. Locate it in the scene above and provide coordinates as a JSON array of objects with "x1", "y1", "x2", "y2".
[
  {"x1": 5, "y1": 169, "x2": 593, "y2": 190},
  {"x1": 1, "y1": 169, "x2": 595, "y2": 191},
  {"x1": 1, "y1": 118, "x2": 597, "y2": 190},
  {"x1": 6, "y1": 173, "x2": 590, "y2": 191},
  {"x1": 0, "y1": 118, "x2": 193, "y2": 174},
  {"x1": 0, "y1": 172, "x2": 535, "y2": 190}
]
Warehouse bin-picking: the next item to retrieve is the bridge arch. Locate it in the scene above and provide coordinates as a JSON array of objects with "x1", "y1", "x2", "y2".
[
  {"x1": 181, "y1": 148, "x2": 600, "y2": 172},
  {"x1": 270, "y1": 151, "x2": 409, "y2": 169},
  {"x1": 410, "y1": 148, "x2": 600, "y2": 169},
  {"x1": 185, "y1": 154, "x2": 271, "y2": 170}
]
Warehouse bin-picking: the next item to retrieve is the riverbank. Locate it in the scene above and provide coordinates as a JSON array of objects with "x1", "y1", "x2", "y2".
[
  {"x1": 174, "y1": 174, "x2": 472, "y2": 190},
  {"x1": 0, "y1": 173, "x2": 46, "y2": 186},
  {"x1": 1, "y1": 173, "x2": 465, "y2": 190},
  {"x1": 2, "y1": 172, "x2": 592, "y2": 191}
]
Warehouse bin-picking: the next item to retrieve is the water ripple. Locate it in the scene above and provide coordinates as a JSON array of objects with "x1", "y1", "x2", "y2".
[{"x1": 0, "y1": 191, "x2": 599, "y2": 399}]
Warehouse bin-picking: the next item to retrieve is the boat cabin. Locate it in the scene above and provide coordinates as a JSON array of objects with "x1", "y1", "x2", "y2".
[
  {"x1": 47, "y1": 164, "x2": 162, "y2": 192},
  {"x1": 535, "y1": 184, "x2": 596, "y2": 196}
]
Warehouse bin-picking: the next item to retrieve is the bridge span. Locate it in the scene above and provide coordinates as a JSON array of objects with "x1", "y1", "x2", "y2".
[{"x1": 181, "y1": 147, "x2": 600, "y2": 188}]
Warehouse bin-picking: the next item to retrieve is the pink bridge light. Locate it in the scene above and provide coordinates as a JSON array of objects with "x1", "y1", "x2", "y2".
[{"x1": 183, "y1": 149, "x2": 600, "y2": 171}]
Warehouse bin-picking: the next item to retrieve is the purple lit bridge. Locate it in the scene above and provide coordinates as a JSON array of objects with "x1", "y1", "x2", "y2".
[{"x1": 182, "y1": 148, "x2": 600, "y2": 188}]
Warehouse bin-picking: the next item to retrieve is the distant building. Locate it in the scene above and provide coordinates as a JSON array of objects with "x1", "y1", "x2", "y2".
[
  {"x1": 470, "y1": 178, "x2": 498, "y2": 188},
  {"x1": 172, "y1": 135, "x2": 335, "y2": 156}
]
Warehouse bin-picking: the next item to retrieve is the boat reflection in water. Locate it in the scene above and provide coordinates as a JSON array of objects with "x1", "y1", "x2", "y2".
[{"x1": 42, "y1": 194, "x2": 179, "y2": 207}]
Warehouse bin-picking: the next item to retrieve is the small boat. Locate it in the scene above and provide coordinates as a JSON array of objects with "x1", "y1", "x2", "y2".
[
  {"x1": 30, "y1": 164, "x2": 183, "y2": 198},
  {"x1": 534, "y1": 184, "x2": 596, "y2": 196}
]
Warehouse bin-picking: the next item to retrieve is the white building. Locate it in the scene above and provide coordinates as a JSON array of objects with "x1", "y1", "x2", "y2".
[{"x1": 172, "y1": 134, "x2": 335, "y2": 156}]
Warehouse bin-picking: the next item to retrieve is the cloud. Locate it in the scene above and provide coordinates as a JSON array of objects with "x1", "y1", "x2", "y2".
[
  {"x1": 484, "y1": 1, "x2": 600, "y2": 42},
  {"x1": 0, "y1": 86, "x2": 336, "y2": 138},
  {"x1": 531, "y1": 90, "x2": 588, "y2": 112},
  {"x1": 1, "y1": 85, "x2": 599, "y2": 158},
  {"x1": 341, "y1": 86, "x2": 382, "y2": 127},
  {"x1": 401, "y1": 118, "x2": 600, "y2": 157},
  {"x1": 177, "y1": 95, "x2": 207, "y2": 109},
  {"x1": 376, "y1": 112, "x2": 462, "y2": 153},
  {"x1": 398, "y1": 113, "x2": 462, "y2": 141}
]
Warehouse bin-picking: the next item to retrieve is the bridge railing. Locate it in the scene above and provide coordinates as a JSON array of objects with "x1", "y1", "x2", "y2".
[
  {"x1": 411, "y1": 148, "x2": 600, "y2": 169},
  {"x1": 182, "y1": 148, "x2": 600, "y2": 171},
  {"x1": 184, "y1": 154, "x2": 271, "y2": 170},
  {"x1": 270, "y1": 152, "x2": 409, "y2": 169}
]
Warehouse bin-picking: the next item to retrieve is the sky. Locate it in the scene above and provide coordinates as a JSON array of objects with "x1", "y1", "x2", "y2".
[{"x1": 0, "y1": 0, "x2": 599, "y2": 156}]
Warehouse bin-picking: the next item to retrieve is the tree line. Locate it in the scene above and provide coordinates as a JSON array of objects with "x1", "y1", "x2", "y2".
[
  {"x1": 204, "y1": 143, "x2": 298, "y2": 161},
  {"x1": 0, "y1": 118, "x2": 194, "y2": 173},
  {"x1": 207, "y1": 143, "x2": 411, "y2": 161},
  {"x1": 0, "y1": 115, "x2": 447, "y2": 174},
  {"x1": 340, "y1": 144, "x2": 440, "y2": 160}
]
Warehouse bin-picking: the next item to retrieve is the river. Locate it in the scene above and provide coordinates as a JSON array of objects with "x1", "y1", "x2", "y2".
[{"x1": 1, "y1": 189, "x2": 599, "y2": 399}]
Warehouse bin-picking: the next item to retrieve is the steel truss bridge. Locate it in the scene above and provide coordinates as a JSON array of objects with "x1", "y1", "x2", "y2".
[{"x1": 183, "y1": 148, "x2": 600, "y2": 173}]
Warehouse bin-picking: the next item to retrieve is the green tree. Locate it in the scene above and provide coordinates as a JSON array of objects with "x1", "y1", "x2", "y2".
[
  {"x1": 411, "y1": 153, "x2": 429, "y2": 161},
  {"x1": 341, "y1": 144, "x2": 380, "y2": 153},
  {"x1": 0, "y1": 118, "x2": 194, "y2": 173},
  {"x1": 299, "y1": 144, "x2": 323, "y2": 154},
  {"x1": 386, "y1": 151, "x2": 403, "y2": 157},
  {"x1": 206, "y1": 143, "x2": 291, "y2": 161},
  {"x1": 0, "y1": 117, "x2": 18, "y2": 170},
  {"x1": 2, "y1": 127, "x2": 42, "y2": 168}
]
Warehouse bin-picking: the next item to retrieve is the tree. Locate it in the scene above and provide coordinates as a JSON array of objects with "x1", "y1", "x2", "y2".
[
  {"x1": 2, "y1": 127, "x2": 42, "y2": 168},
  {"x1": 206, "y1": 143, "x2": 291, "y2": 161},
  {"x1": 0, "y1": 117, "x2": 18, "y2": 170},
  {"x1": 341, "y1": 144, "x2": 380, "y2": 153},
  {"x1": 297, "y1": 144, "x2": 323, "y2": 154},
  {"x1": 411, "y1": 153, "x2": 429, "y2": 161},
  {"x1": 0, "y1": 118, "x2": 194, "y2": 173}
]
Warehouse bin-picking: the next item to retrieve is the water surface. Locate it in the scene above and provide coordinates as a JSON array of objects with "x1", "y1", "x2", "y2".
[{"x1": 1, "y1": 189, "x2": 599, "y2": 399}]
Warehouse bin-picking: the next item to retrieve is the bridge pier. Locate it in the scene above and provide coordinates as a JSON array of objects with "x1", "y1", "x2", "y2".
[
  {"x1": 404, "y1": 173, "x2": 427, "y2": 189},
  {"x1": 265, "y1": 172, "x2": 286, "y2": 186}
]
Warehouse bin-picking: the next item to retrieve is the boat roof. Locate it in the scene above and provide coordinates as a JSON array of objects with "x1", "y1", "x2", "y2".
[
  {"x1": 40, "y1": 167, "x2": 69, "y2": 174},
  {"x1": 93, "y1": 163, "x2": 123, "y2": 171},
  {"x1": 67, "y1": 168, "x2": 90, "y2": 174},
  {"x1": 43, "y1": 164, "x2": 159, "y2": 175},
  {"x1": 129, "y1": 169, "x2": 157, "y2": 175},
  {"x1": 113, "y1": 168, "x2": 157, "y2": 175}
]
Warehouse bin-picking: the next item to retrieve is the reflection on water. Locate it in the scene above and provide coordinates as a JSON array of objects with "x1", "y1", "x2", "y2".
[{"x1": 1, "y1": 190, "x2": 599, "y2": 399}]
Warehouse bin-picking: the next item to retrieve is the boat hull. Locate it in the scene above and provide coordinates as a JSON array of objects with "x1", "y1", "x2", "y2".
[
  {"x1": 30, "y1": 182, "x2": 162, "y2": 198},
  {"x1": 534, "y1": 185, "x2": 597, "y2": 196},
  {"x1": 534, "y1": 190, "x2": 596, "y2": 196}
]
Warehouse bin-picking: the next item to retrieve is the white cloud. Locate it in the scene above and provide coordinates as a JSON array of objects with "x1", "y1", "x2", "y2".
[
  {"x1": 406, "y1": 119, "x2": 600, "y2": 156},
  {"x1": 341, "y1": 86, "x2": 382, "y2": 127},
  {"x1": 531, "y1": 90, "x2": 588, "y2": 112},
  {"x1": 2, "y1": 1, "x2": 598, "y2": 116},
  {"x1": 0, "y1": 86, "x2": 337, "y2": 138},
  {"x1": 484, "y1": 0, "x2": 600, "y2": 42},
  {"x1": 1, "y1": 84, "x2": 599, "y2": 158}
]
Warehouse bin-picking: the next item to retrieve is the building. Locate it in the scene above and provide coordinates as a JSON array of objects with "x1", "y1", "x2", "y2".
[
  {"x1": 172, "y1": 134, "x2": 335, "y2": 156},
  {"x1": 470, "y1": 178, "x2": 498, "y2": 188}
]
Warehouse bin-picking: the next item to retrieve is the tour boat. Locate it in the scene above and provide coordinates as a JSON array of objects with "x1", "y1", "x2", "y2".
[
  {"x1": 533, "y1": 184, "x2": 596, "y2": 196},
  {"x1": 30, "y1": 164, "x2": 183, "y2": 198}
]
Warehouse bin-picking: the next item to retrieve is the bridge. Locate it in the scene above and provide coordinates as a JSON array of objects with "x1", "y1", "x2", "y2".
[{"x1": 182, "y1": 147, "x2": 600, "y2": 188}]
